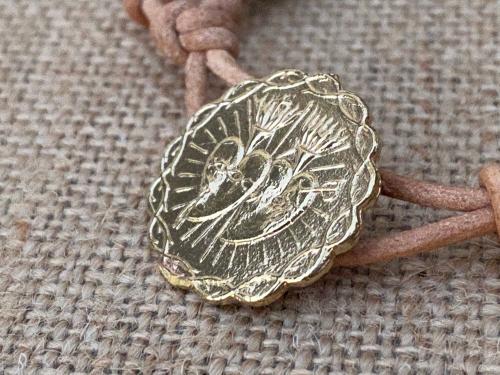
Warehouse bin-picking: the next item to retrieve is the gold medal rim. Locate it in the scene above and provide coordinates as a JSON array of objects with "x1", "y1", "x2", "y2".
[{"x1": 149, "y1": 70, "x2": 381, "y2": 306}]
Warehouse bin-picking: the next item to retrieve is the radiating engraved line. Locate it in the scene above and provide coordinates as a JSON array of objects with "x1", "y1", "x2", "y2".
[
  {"x1": 247, "y1": 97, "x2": 254, "y2": 141},
  {"x1": 309, "y1": 163, "x2": 345, "y2": 172},
  {"x1": 192, "y1": 214, "x2": 224, "y2": 247},
  {"x1": 173, "y1": 201, "x2": 195, "y2": 229},
  {"x1": 287, "y1": 227, "x2": 301, "y2": 250},
  {"x1": 329, "y1": 143, "x2": 351, "y2": 154},
  {"x1": 187, "y1": 158, "x2": 205, "y2": 166},
  {"x1": 189, "y1": 142, "x2": 209, "y2": 155},
  {"x1": 204, "y1": 128, "x2": 217, "y2": 143},
  {"x1": 275, "y1": 148, "x2": 296, "y2": 160},
  {"x1": 217, "y1": 117, "x2": 229, "y2": 137},
  {"x1": 178, "y1": 172, "x2": 201, "y2": 178},
  {"x1": 234, "y1": 110, "x2": 242, "y2": 141},
  {"x1": 200, "y1": 209, "x2": 239, "y2": 263},
  {"x1": 327, "y1": 134, "x2": 350, "y2": 152},
  {"x1": 262, "y1": 243, "x2": 269, "y2": 266},
  {"x1": 175, "y1": 186, "x2": 196, "y2": 193},
  {"x1": 276, "y1": 237, "x2": 285, "y2": 258},
  {"x1": 271, "y1": 101, "x2": 315, "y2": 156},
  {"x1": 211, "y1": 241, "x2": 228, "y2": 267},
  {"x1": 245, "y1": 247, "x2": 250, "y2": 267},
  {"x1": 180, "y1": 222, "x2": 203, "y2": 241},
  {"x1": 171, "y1": 202, "x2": 187, "y2": 211},
  {"x1": 227, "y1": 244, "x2": 237, "y2": 269}
]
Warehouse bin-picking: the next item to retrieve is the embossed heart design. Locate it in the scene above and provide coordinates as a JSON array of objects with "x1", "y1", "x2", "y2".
[
  {"x1": 180, "y1": 137, "x2": 272, "y2": 224},
  {"x1": 149, "y1": 70, "x2": 380, "y2": 305}
]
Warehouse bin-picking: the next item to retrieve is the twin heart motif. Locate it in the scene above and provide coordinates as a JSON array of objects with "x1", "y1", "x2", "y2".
[{"x1": 183, "y1": 136, "x2": 318, "y2": 243}]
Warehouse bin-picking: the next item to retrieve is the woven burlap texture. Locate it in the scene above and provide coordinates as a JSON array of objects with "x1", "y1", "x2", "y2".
[{"x1": 1, "y1": 0, "x2": 499, "y2": 374}]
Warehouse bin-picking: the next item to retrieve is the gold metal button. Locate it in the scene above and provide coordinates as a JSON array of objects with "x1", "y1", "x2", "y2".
[{"x1": 149, "y1": 70, "x2": 380, "y2": 305}]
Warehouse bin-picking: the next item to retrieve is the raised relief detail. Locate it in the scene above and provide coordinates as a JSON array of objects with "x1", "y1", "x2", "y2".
[{"x1": 149, "y1": 70, "x2": 380, "y2": 305}]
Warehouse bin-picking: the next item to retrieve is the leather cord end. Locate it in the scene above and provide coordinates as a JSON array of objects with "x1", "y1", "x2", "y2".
[{"x1": 479, "y1": 163, "x2": 500, "y2": 238}]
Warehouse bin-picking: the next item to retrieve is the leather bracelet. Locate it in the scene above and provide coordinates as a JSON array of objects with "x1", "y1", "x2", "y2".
[{"x1": 123, "y1": 0, "x2": 499, "y2": 305}]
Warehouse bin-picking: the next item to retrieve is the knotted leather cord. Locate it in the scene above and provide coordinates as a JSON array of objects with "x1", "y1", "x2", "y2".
[{"x1": 123, "y1": 0, "x2": 499, "y2": 267}]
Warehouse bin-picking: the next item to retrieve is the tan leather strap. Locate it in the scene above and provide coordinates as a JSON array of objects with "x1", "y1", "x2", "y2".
[{"x1": 123, "y1": 0, "x2": 499, "y2": 266}]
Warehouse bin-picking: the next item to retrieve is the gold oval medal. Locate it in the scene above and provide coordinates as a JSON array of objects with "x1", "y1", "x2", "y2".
[{"x1": 149, "y1": 70, "x2": 380, "y2": 305}]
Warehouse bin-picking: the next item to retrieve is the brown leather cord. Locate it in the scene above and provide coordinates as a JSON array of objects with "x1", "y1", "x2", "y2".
[
  {"x1": 124, "y1": 0, "x2": 246, "y2": 114},
  {"x1": 334, "y1": 208, "x2": 496, "y2": 267},
  {"x1": 379, "y1": 168, "x2": 490, "y2": 212},
  {"x1": 123, "y1": 0, "x2": 499, "y2": 266}
]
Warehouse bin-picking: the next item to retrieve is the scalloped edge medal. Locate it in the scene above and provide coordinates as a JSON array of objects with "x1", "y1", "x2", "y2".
[{"x1": 149, "y1": 70, "x2": 380, "y2": 305}]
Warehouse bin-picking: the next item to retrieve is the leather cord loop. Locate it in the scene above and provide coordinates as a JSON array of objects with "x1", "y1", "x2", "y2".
[
  {"x1": 124, "y1": 0, "x2": 244, "y2": 114},
  {"x1": 123, "y1": 1, "x2": 499, "y2": 267}
]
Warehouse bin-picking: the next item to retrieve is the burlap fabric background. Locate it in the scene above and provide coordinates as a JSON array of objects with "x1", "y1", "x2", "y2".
[{"x1": 1, "y1": 0, "x2": 499, "y2": 374}]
